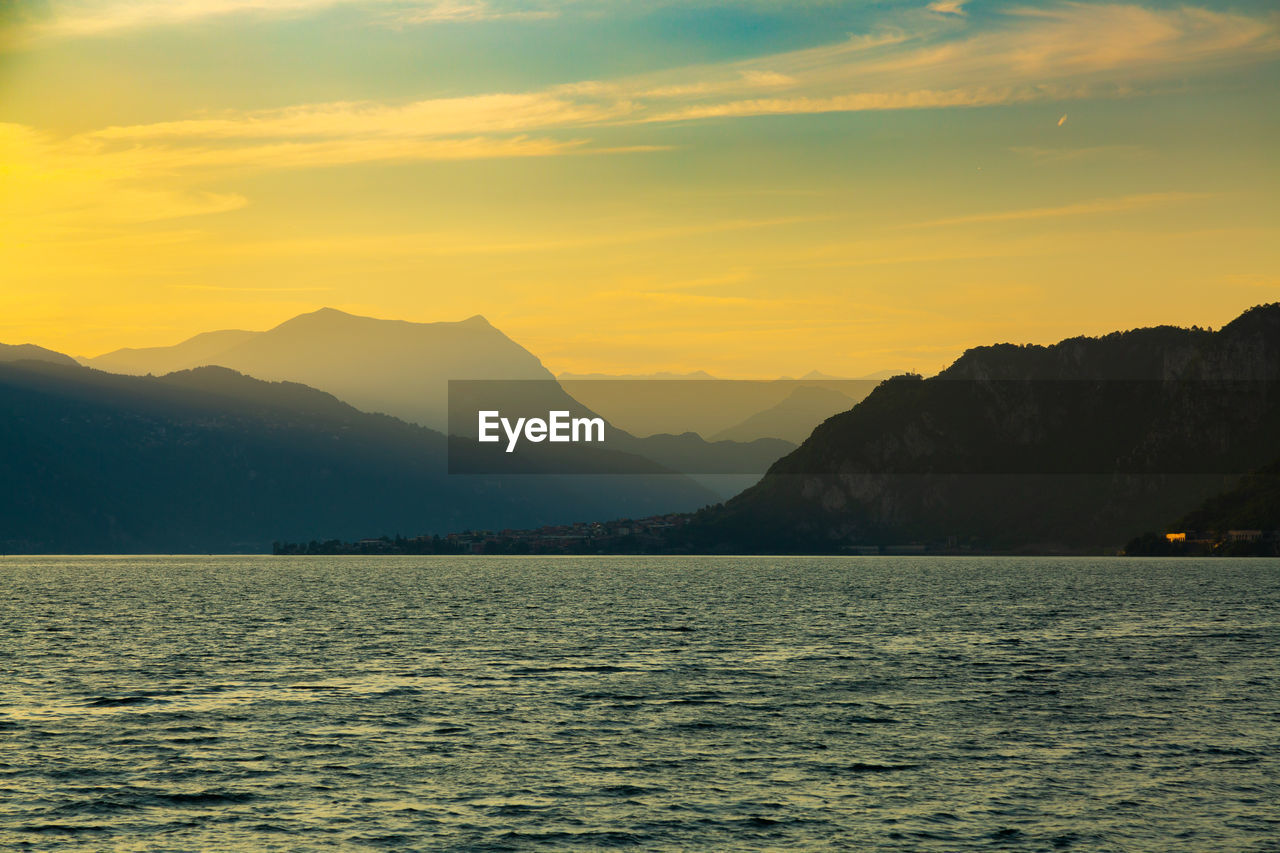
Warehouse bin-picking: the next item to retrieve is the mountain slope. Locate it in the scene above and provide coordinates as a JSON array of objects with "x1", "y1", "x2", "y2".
[
  {"x1": 677, "y1": 304, "x2": 1280, "y2": 554},
  {"x1": 81, "y1": 329, "x2": 257, "y2": 375},
  {"x1": 1167, "y1": 459, "x2": 1280, "y2": 533}
]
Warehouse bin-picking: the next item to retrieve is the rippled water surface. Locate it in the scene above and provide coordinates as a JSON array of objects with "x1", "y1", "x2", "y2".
[{"x1": 2, "y1": 556, "x2": 1278, "y2": 850}]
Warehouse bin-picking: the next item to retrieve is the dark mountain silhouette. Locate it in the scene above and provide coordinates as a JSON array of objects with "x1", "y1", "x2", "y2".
[
  {"x1": 0, "y1": 361, "x2": 717, "y2": 554},
  {"x1": 675, "y1": 304, "x2": 1280, "y2": 554},
  {"x1": 0, "y1": 343, "x2": 78, "y2": 367}
]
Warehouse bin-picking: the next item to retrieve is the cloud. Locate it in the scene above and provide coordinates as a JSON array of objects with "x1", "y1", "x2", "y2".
[
  {"x1": 69, "y1": 2, "x2": 1275, "y2": 148},
  {"x1": 619, "y1": 3, "x2": 1278, "y2": 123},
  {"x1": 6, "y1": 1, "x2": 1276, "y2": 249},
  {"x1": 19, "y1": 0, "x2": 545, "y2": 39},
  {"x1": 219, "y1": 216, "x2": 825, "y2": 259},
  {"x1": 0, "y1": 124, "x2": 249, "y2": 239},
  {"x1": 907, "y1": 191, "x2": 1212, "y2": 228},
  {"x1": 0, "y1": 120, "x2": 606, "y2": 254},
  {"x1": 643, "y1": 85, "x2": 1050, "y2": 123},
  {"x1": 88, "y1": 93, "x2": 627, "y2": 143},
  {"x1": 927, "y1": 0, "x2": 968, "y2": 16},
  {"x1": 30, "y1": 3, "x2": 1280, "y2": 147}
]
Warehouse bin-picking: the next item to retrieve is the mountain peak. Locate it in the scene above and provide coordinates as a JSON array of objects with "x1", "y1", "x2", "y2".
[
  {"x1": 0, "y1": 342, "x2": 79, "y2": 367},
  {"x1": 287, "y1": 306, "x2": 358, "y2": 322}
]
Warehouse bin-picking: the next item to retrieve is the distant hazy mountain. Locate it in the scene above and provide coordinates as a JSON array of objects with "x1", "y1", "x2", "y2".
[
  {"x1": 711, "y1": 385, "x2": 858, "y2": 443},
  {"x1": 0, "y1": 342, "x2": 78, "y2": 367},
  {"x1": 558, "y1": 377, "x2": 877, "y2": 440},
  {"x1": 82, "y1": 309, "x2": 797, "y2": 493},
  {"x1": 0, "y1": 361, "x2": 718, "y2": 553},
  {"x1": 557, "y1": 370, "x2": 718, "y2": 381},
  {"x1": 676, "y1": 303, "x2": 1280, "y2": 554},
  {"x1": 83, "y1": 308, "x2": 551, "y2": 430},
  {"x1": 81, "y1": 329, "x2": 257, "y2": 376}
]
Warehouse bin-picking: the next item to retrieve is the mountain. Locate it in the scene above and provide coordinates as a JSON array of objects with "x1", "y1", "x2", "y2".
[
  {"x1": 82, "y1": 309, "x2": 797, "y2": 493},
  {"x1": 0, "y1": 343, "x2": 78, "y2": 367},
  {"x1": 674, "y1": 304, "x2": 1280, "y2": 554},
  {"x1": 79, "y1": 329, "x2": 257, "y2": 375},
  {"x1": 711, "y1": 385, "x2": 858, "y2": 443},
  {"x1": 557, "y1": 371, "x2": 718, "y2": 380},
  {"x1": 83, "y1": 308, "x2": 551, "y2": 430},
  {"x1": 0, "y1": 360, "x2": 717, "y2": 553}
]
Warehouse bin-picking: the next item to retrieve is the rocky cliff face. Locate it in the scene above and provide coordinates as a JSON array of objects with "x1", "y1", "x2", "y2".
[{"x1": 679, "y1": 304, "x2": 1280, "y2": 553}]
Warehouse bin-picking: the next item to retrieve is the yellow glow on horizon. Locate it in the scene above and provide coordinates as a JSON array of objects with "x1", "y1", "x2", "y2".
[{"x1": 1, "y1": 0, "x2": 1277, "y2": 375}]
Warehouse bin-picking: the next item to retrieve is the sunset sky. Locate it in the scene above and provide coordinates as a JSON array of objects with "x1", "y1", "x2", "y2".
[{"x1": 2, "y1": 0, "x2": 1277, "y2": 376}]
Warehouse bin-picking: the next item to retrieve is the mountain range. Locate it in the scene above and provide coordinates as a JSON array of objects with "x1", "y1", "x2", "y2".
[
  {"x1": 81, "y1": 309, "x2": 814, "y2": 491},
  {"x1": 85, "y1": 314, "x2": 870, "y2": 445},
  {"x1": 0, "y1": 360, "x2": 719, "y2": 553},
  {"x1": 82, "y1": 308, "x2": 550, "y2": 431},
  {"x1": 12, "y1": 303, "x2": 1277, "y2": 555}
]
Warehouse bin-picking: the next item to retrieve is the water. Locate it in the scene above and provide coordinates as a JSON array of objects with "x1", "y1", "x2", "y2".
[{"x1": 1, "y1": 556, "x2": 1278, "y2": 851}]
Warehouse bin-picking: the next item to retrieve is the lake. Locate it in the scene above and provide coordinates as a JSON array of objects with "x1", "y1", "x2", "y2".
[{"x1": 2, "y1": 556, "x2": 1277, "y2": 850}]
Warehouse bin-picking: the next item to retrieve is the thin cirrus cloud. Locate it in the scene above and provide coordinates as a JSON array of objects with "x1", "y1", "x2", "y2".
[
  {"x1": 6, "y1": 2, "x2": 1277, "y2": 233},
  {"x1": 906, "y1": 191, "x2": 1214, "y2": 229},
  {"x1": 633, "y1": 3, "x2": 1279, "y2": 122},
  {"x1": 76, "y1": 2, "x2": 1280, "y2": 154},
  {"x1": 17, "y1": 0, "x2": 543, "y2": 38},
  {"x1": 927, "y1": 0, "x2": 969, "y2": 16}
]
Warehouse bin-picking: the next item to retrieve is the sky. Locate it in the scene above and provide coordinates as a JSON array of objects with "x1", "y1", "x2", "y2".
[{"x1": 1, "y1": 0, "x2": 1278, "y2": 376}]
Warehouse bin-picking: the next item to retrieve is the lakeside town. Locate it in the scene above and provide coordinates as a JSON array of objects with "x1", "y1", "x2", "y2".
[
  {"x1": 274, "y1": 519, "x2": 1280, "y2": 557},
  {"x1": 272, "y1": 513, "x2": 694, "y2": 556}
]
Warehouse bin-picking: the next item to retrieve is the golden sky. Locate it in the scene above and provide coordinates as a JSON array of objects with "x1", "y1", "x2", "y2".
[{"x1": 2, "y1": 0, "x2": 1278, "y2": 376}]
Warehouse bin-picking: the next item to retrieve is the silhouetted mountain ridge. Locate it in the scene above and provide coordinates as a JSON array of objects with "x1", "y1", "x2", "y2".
[{"x1": 676, "y1": 304, "x2": 1280, "y2": 553}]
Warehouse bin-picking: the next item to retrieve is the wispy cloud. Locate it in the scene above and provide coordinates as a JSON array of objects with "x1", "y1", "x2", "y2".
[
  {"x1": 1010, "y1": 144, "x2": 1146, "y2": 162},
  {"x1": 59, "y1": 3, "x2": 1280, "y2": 153},
  {"x1": 88, "y1": 93, "x2": 626, "y2": 143},
  {"x1": 908, "y1": 191, "x2": 1213, "y2": 228},
  {"x1": 0, "y1": 121, "x2": 603, "y2": 249},
  {"x1": 219, "y1": 216, "x2": 825, "y2": 259},
  {"x1": 18, "y1": 0, "x2": 547, "y2": 39},
  {"x1": 29, "y1": 3, "x2": 1280, "y2": 146},
  {"x1": 6, "y1": 2, "x2": 1277, "y2": 246},
  {"x1": 927, "y1": 0, "x2": 968, "y2": 17},
  {"x1": 632, "y1": 3, "x2": 1279, "y2": 123}
]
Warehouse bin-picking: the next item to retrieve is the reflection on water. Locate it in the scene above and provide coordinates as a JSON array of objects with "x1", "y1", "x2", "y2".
[{"x1": 1, "y1": 556, "x2": 1278, "y2": 850}]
